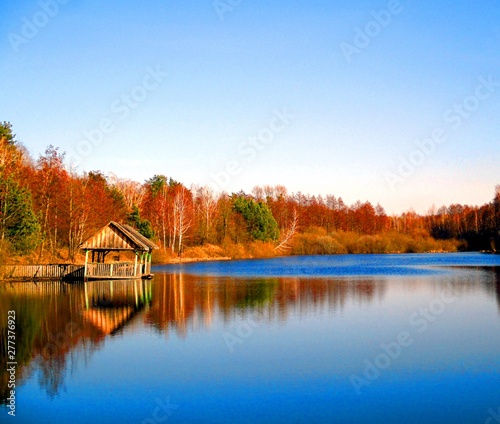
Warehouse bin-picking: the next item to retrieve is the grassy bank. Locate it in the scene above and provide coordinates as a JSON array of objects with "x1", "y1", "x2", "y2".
[
  {"x1": 151, "y1": 230, "x2": 462, "y2": 264},
  {"x1": 1, "y1": 230, "x2": 464, "y2": 266}
]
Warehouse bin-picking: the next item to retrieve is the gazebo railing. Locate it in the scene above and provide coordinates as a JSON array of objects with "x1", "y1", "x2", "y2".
[{"x1": 85, "y1": 262, "x2": 141, "y2": 278}]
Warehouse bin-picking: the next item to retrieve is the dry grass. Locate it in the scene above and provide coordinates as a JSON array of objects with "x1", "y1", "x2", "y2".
[
  {"x1": 290, "y1": 229, "x2": 461, "y2": 255},
  {"x1": 1, "y1": 229, "x2": 464, "y2": 266},
  {"x1": 153, "y1": 245, "x2": 231, "y2": 264}
]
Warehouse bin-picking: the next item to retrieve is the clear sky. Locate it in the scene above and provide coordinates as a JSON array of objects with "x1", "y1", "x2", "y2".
[{"x1": 1, "y1": 0, "x2": 498, "y2": 214}]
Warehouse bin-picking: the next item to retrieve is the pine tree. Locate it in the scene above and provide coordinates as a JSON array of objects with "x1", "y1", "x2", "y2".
[{"x1": 233, "y1": 196, "x2": 279, "y2": 242}]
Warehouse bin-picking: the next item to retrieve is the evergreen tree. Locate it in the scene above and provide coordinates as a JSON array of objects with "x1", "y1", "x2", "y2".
[
  {"x1": 233, "y1": 196, "x2": 279, "y2": 242},
  {"x1": 127, "y1": 205, "x2": 155, "y2": 239},
  {"x1": 0, "y1": 122, "x2": 40, "y2": 254},
  {"x1": 0, "y1": 177, "x2": 40, "y2": 254}
]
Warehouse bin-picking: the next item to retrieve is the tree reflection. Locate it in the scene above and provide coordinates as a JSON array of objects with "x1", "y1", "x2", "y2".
[
  {"x1": 0, "y1": 280, "x2": 150, "y2": 404},
  {"x1": 494, "y1": 267, "x2": 500, "y2": 313},
  {"x1": 2, "y1": 267, "x2": 499, "y2": 404},
  {"x1": 145, "y1": 274, "x2": 387, "y2": 336}
]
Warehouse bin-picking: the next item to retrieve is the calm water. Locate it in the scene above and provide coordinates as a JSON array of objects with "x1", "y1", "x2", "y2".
[{"x1": 1, "y1": 253, "x2": 500, "y2": 424}]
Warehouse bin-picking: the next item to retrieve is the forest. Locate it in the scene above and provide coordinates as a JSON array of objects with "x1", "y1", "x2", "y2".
[{"x1": 0, "y1": 121, "x2": 499, "y2": 264}]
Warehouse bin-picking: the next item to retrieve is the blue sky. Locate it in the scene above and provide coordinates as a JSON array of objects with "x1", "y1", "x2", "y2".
[{"x1": 1, "y1": 0, "x2": 498, "y2": 213}]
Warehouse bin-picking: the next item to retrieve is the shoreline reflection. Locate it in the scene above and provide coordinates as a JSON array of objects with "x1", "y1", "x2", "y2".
[
  {"x1": 1, "y1": 266, "x2": 498, "y2": 405},
  {"x1": 146, "y1": 274, "x2": 387, "y2": 337}
]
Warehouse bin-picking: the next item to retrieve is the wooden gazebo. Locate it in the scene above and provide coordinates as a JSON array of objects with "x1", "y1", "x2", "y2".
[{"x1": 80, "y1": 221, "x2": 159, "y2": 280}]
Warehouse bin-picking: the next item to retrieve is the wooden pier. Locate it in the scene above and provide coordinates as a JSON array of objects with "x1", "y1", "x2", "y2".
[
  {"x1": 1, "y1": 222, "x2": 158, "y2": 282},
  {"x1": 0, "y1": 264, "x2": 84, "y2": 282}
]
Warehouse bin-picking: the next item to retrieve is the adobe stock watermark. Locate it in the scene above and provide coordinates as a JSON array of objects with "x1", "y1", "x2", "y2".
[
  {"x1": 222, "y1": 310, "x2": 265, "y2": 353},
  {"x1": 209, "y1": 108, "x2": 294, "y2": 191},
  {"x1": 67, "y1": 66, "x2": 167, "y2": 166},
  {"x1": 485, "y1": 406, "x2": 500, "y2": 424},
  {"x1": 349, "y1": 283, "x2": 458, "y2": 395},
  {"x1": 141, "y1": 397, "x2": 179, "y2": 424},
  {"x1": 385, "y1": 75, "x2": 499, "y2": 191},
  {"x1": 340, "y1": 0, "x2": 403, "y2": 63},
  {"x1": 8, "y1": 0, "x2": 70, "y2": 52},
  {"x1": 213, "y1": 0, "x2": 243, "y2": 22}
]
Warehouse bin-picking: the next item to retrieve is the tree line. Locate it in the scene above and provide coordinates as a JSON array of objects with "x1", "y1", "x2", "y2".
[{"x1": 0, "y1": 122, "x2": 498, "y2": 263}]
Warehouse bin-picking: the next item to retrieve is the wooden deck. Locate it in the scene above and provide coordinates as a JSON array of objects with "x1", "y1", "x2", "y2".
[
  {"x1": 0, "y1": 263, "x2": 153, "y2": 282},
  {"x1": 0, "y1": 264, "x2": 84, "y2": 281}
]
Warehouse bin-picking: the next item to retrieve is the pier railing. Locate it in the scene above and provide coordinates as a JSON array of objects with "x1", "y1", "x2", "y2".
[
  {"x1": 0, "y1": 264, "x2": 84, "y2": 281},
  {"x1": 1, "y1": 262, "x2": 149, "y2": 281}
]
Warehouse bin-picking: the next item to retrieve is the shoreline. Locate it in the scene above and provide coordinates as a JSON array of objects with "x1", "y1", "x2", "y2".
[
  {"x1": 1, "y1": 250, "x2": 496, "y2": 268},
  {"x1": 156, "y1": 257, "x2": 232, "y2": 265},
  {"x1": 153, "y1": 250, "x2": 499, "y2": 266}
]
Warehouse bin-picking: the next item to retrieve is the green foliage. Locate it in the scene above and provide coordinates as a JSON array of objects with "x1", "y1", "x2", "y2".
[
  {"x1": 233, "y1": 196, "x2": 279, "y2": 242},
  {"x1": 0, "y1": 122, "x2": 496, "y2": 260},
  {"x1": 145, "y1": 175, "x2": 181, "y2": 197},
  {"x1": 0, "y1": 121, "x2": 16, "y2": 145},
  {"x1": 236, "y1": 280, "x2": 277, "y2": 308},
  {"x1": 87, "y1": 170, "x2": 106, "y2": 183},
  {"x1": 146, "y1": 175, "x2": 168, "y2": 196},
  {"x1": 0, "y1": 178, "x2": 40, "y2": 254},
  {"x1": 126, "y1": 205, "x2": 155, "y2": 239}
]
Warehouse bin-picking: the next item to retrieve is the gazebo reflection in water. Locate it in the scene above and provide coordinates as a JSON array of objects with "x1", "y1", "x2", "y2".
[{"x1": 83, "y1": 279, "x2": 152, "y2": 335}]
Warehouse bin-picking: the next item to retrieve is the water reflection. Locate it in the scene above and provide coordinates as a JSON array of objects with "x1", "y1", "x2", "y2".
[
  {"x1": 0, "y1": 280, "x2": 151, "y2": 404},
  {"x1": 1, "y1": 267, "x2": 499, "y2": 405},
  {"x1": 494, "y1": 267, "x2": 500, "y2": 312},
  {"x1": 146, "y1": 274, "x2": 387, "y2": 337},
  {"x1": 84, "y1": 280, "x2": 152, "y2": 335},
  {"x1": 455, "y1": 266, "x2": 500, "y2": 313}
]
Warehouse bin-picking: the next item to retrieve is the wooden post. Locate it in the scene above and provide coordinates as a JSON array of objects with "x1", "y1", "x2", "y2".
[
  {"x1": 84, "y1": 282, "x2": 89, "y2": 310},
  {"x1": 134, "y1": 252, "x2": 138, "y2": 277},
  {"x1": 84, "y1": 250, "x2": 89, "y2": 278}
]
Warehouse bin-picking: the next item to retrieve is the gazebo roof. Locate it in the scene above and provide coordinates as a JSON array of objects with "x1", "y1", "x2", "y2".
[
  {"x1": 80, "y1": 221, "x2": 159, "y2": 251},
  {"x1": 82, "y1": 306, "x2": 135, "y2": 335}
]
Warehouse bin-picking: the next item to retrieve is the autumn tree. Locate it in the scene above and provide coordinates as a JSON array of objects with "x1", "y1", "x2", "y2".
[
  {"x1": 193, "y1": 185, "x2": 218, "y2": 244},
  {"x1": 214, "y1": 193, "x2": 233, "y2": 243},
  {"x1": 65, "y1": 169, "x2": 87, "y2": 260},
  {"x1": 109, "y1": 175, "x2": 145, "y2": 211},
  {"x1": 490, "y1": 186, "x2": 500, "y2": 251},
  {"x1": 142, "y1": 175, "x2": 171, "y2": 250},
  {"x1": 171, "y1": 184, "x2": 193, "y2": 254},
  {"x1": 274, "y1": 207, "x2": 298, "y2": 252},
  {"x1": 141, "y1": 176, "x2": 194, "y2": 254},
  {"x1": 1, "y1": 122, "x2": 497, "y2": 259},
  {"x1": 83, "y1": 171, "x2": 127, "y2": 227},
  {"x1": 30, "y1": 146, "x2": 68, "y2": 256}
]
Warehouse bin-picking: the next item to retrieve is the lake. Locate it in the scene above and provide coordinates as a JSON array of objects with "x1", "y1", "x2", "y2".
[{"x1": 1, "y1": 253, "x2": 500, "y2": 423}]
